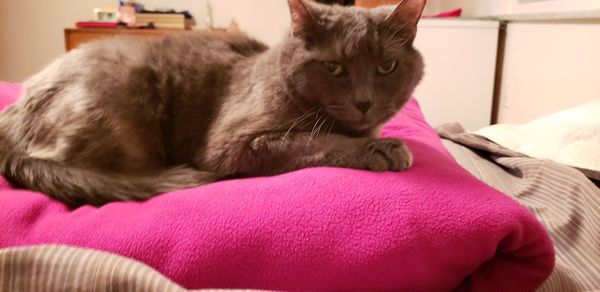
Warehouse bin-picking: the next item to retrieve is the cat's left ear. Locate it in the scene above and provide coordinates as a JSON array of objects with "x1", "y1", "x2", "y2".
[{"x1": 386, "y1": 0, "x2": 427, "y2": 37}]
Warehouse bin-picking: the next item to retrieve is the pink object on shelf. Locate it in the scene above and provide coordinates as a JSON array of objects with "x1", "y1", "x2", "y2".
[
  {"x1": 424, "y1": 8, "x2": 463, "y2": 18},
  {"x1": 0, "y1": 82, "x2": 553, "y2": 291},
  {"x1": 75, "y1": 21, "x2": 119, "y2": 28}
]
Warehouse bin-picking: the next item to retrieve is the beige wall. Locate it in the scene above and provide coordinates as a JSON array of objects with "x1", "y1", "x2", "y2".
[
  {"x1": 1, "y1": 0, "x2": 112, "y2": 82},
  {"x1": 210, "y1": 0, "x2": 290, "y2": 46},
  {"x1": 0, "y1": 0, "x2": 288, "y2": 82}
]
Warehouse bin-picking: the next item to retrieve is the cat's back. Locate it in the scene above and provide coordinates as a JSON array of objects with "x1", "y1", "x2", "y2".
[
  {"x1": 146, "y1": 30, "x2": 269, "y2": 75},
  {"x1": 158, "y1": 30, "x2": 268, "y2": 58},
  {"x1": 32, "y1": 30, "x2": 269, "y2": 85}
]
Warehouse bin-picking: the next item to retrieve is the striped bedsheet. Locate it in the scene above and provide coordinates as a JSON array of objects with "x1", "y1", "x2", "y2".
[
  {"x1": 0, "y1": 245, "x2": 187, "y2": 292},
  {"x1": 0, "y1": 245, "x2": 270, "y2": 292},
  {"x1": 439, "y1": 123, "x2": 600, "y2": 292}
]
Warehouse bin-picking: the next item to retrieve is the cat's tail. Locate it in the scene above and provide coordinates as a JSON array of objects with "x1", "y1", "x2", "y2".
[{"x1": 0, "y1": 135, "x2": 215, "y2": 207}]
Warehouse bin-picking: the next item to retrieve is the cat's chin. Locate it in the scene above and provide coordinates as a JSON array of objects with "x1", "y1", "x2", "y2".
[
  {"x1": 337, "y1": 113, "x2": 394, "y2": 135},
  {"x1": 337, "y1": 119, "x2": 375, "y2": 132},
  {"x1": 353, "y1": 123, "x2": 373, "y2": 131}
]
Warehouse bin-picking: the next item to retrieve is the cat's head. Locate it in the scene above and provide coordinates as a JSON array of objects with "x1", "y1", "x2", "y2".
[{"x1": 281, "y1": 0, "x2": 426, "y2": 133}]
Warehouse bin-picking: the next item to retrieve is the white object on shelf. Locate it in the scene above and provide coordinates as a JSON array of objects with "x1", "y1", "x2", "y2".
[{"x1": 413, "y1": 19, "x2": 500, "y2": 131}]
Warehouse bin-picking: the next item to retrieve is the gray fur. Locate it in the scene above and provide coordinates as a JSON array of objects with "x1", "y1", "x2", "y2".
[{"x1": 0, "y1": 0, "x2": 425, "y2": 206}]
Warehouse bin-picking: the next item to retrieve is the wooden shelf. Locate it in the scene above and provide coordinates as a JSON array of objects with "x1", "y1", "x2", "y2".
[{"x1": 64, "y1": 28, "x2": 190, "y2": 51}]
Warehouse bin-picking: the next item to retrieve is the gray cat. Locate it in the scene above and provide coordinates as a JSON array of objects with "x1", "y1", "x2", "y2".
[{"x1": 0, "y1": 0, "x2": 425, "y2": 206}]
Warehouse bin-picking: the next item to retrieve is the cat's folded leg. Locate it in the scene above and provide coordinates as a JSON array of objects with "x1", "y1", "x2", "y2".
[
  {"x1": 235, "y1": 132, "x2": 413, "y2": 176},
  {"x1": 321, "y1": 136, "x2": 413, "y2": 172}
]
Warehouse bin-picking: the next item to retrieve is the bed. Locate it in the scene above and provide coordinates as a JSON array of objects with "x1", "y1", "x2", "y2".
[{"x1": 2, "y1": 81, "x2": 597, "y2": 291}]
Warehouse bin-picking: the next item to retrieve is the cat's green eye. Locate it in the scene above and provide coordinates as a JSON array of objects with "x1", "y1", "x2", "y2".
[
  {"x1": 377, "y1": 60, "x2": 397, "y2": 75},
  {"x1": 323, "y1": 61, "x2": 345, "y2": 76}
]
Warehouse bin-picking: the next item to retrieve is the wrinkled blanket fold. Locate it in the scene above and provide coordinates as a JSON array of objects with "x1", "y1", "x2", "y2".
[
  {"x1": 0, "y1": 82, "x2": 554, "y2": 291},
  {"x1": 439, "y1": 123, "x2": 600, "y2": 291}
]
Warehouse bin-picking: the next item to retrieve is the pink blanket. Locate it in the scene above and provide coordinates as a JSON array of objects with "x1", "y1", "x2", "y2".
[{"x1": 0, "y1": 81, "x2": 553, "y2": 291}]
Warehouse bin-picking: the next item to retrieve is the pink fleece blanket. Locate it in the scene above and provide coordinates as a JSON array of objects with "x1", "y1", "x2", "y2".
[{"x1": 0, "y1": 81, "x2": 553, "y2": 291}]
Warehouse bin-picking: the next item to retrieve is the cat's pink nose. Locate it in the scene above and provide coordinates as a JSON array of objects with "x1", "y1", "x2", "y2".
[{"x1": 355, "y1": 101, "x2": 372, "y2": 114}]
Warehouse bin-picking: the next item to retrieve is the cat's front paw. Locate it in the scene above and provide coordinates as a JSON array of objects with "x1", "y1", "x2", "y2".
[{"x1": 359, "y1": 138, "x2": 413, "y2": 172}]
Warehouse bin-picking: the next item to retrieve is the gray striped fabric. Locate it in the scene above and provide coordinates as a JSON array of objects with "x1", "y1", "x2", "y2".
[
  {"x1": 0, "y1": 244, "x2": 271, "y2": 292},
  {"x1": 438, "y1": 123, "x2": 600, "y2": 292},
  {"x1": 0, "y1": 245, "x2": 186, "y2": 292}
]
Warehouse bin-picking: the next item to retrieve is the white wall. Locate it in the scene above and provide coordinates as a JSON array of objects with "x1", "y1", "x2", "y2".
[
  {"x1": 0, "y1": 0, "x2": 289, "y2": 82},
  {"x1": 414, "y1": 19, "x2": 499, "y2": 130},
  {"x1": 430, "y1": 0, "x2": 600, "y2": 18},
  {"x1": 501, "y1": 0, "x2": 600, "y2": 17},
  {"x1": 426, "y1": 1, "x2": 600, "y2": 124},
  {"x1": 426, "y1": 0, "x2": 502, "y2": 17},
  {"x1": 422, "y1": 1, "x2": 442, "y2": 16},
  {"x1": 498, "y1": 22, "x2": 600, "y2": 124}
]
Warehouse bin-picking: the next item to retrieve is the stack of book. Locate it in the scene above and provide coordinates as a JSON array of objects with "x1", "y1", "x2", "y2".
[{"x1": 135, "y1": 11, "x2": 194, "y2": 29}]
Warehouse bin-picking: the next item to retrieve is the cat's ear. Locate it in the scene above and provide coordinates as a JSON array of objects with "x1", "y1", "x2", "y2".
[
  {"x1": 288, "y1": 0, "x2": 318, "y2": 38},
  {"x1": 386, "y1": 0, "x2": 427, "y2": 37}
]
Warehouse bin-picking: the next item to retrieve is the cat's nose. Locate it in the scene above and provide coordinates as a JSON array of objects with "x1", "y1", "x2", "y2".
[{"x1": 354, "y1": 101, "x2": 372, "y2": 114}]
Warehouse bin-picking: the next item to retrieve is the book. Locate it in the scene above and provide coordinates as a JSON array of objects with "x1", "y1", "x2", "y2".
[
  {"x1": 136, "y1": 13, "x2": 185, "y2": 20},
  {"x1": 135, "y1": 13, "x2": 187, "y2": 29},
  {"x1": 134, "y1": 10, "x2": 194, "y2": 29},
  {"x1": 135, "y1": 22, "x2": 186, "y2": 29}
]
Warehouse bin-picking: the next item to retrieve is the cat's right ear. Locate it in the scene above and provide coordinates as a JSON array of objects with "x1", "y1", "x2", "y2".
[
  {"x1": 288, "y1": 0, "x2": 317, "y2": 38},
  {"x1": 384, "y1": 0, "x2": 426, "y2": 44},
  {"x1": 387, "y1": 0, "x2": 427, "y2": 27}
]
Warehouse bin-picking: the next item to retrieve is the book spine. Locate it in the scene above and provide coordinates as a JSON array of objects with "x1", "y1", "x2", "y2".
[{"x1": 135, "y1": 22, "x2": 185, "y2": 29}]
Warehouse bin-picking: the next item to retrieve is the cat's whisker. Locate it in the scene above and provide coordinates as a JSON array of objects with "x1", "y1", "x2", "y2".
[
  {"x1": 306, "y1": 110, "x2": 328, "y2": 148},
  {"x1": 325, "y1": 118, "x2": 336, "y2": 136},
  {"x1": 282, "y1": 106, "x2": 318, "y2": 127},
  {"x1": 309, "y1": 113, "x2": 324, "y2": 140},
  {"x1": 281, "y1": 107, "x2": 321, "y2": 145},
  {"x1": 315, "y1": 116, "x2": 329, "y2": 138},
  {"x1": 323, "y1": 118, "x2": 335, "y2": 136}
]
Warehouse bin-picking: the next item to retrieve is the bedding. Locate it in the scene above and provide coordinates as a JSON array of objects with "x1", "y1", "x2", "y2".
[
  {"x1": 474, "y1": 101, "x2": 600, "y2": 180},
  {"x1": 439, "y1": 124, "x2": 600, "y2": 292},
  {"x1": 0, "y1": 244, "x2": 187, "y2": 292},
  {"x1": 1, "y1": 244, "x2": 260, "y2": 292},
  {"x1": 0, "y1": 82, "x2": 554, "y2": 291}
]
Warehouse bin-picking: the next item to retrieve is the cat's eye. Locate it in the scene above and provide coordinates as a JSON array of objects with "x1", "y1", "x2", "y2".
[
  {"x1": 377, "y1": 60, "x2": 397, "y2": 75},
  {"x1": 322, "y1": 61, "x2": 345, "y2": 76}
]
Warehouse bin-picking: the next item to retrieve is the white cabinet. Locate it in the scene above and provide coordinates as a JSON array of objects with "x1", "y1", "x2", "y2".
[{"x1": 413, "y1": 19, "x2": 500, "y2": 131}]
